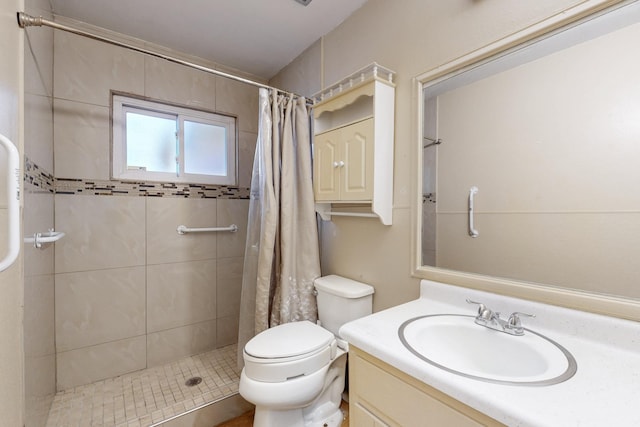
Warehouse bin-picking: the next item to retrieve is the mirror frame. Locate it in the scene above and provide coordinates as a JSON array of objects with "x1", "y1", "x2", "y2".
[{"x1": 411, "y1": 0, "x2": 640, "y2": 321}]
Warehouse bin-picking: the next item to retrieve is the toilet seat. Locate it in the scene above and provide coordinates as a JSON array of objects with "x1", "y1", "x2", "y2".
[{"x1": 243, "y1": 320, "x2": 337, "y2": 383}]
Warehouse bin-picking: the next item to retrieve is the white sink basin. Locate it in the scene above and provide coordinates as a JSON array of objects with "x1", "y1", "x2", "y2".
[{"x1": 399, "y1": 315, "x2": 577, "y2": 386}]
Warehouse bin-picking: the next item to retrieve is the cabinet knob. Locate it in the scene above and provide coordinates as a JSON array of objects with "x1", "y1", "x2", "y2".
[{"x1": 333, "y1": 161, "x2": 345, "y2": 168}]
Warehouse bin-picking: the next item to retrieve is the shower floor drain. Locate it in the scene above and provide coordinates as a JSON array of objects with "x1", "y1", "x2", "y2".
[{"x1": 185, "y1": 376, "x2": 202, "y2": 387}]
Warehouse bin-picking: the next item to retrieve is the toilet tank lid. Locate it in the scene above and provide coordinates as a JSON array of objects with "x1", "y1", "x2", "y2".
[{"x1": 314, "y1": 275, "x2": 374, "y2": 298}]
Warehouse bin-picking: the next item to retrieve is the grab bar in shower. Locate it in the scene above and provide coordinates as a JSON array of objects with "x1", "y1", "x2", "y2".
[
  {"x1": 468, "y1": 186, "x2": 479, "y2": 238},
  {"x1": 176, "y1": 224, "x2": 238, "y2": 235},
  {"x1": 0, "y1": 133, "x2": 20, "y2": 272},
  {"x1": 24, "y1": 229, "x2": 66, "y2": 248}
]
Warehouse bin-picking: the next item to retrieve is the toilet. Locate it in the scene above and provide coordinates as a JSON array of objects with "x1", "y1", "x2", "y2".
[{"x1": 239, "y1": 275, "x2": 374, "y2": 427}]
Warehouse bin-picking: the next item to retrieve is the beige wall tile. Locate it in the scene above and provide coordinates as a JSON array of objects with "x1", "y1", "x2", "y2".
[
  {"x1": 23, "y1": 192, "x2": 56, "y2": 424},
  {"x1": 146, "y1": 320, "x2": 216, "y2": 367},
  {"x1": 55, "y1": 195, "x2": 146, "y2": 273},
  {"x1": 216, "y1": 199, "x2": 249, "y2": 258},
  {"x1": 45, "y1": 19, "x2": 265, "y2": 387},
  {"x1": 238, "y1": 131, "x2": 256, "y2": 189},
  {"x1": 55, "y1": 267, "x2": 146, "y2": 351},
  {"x1": 24, "y1": 93, "x2": 53, "y2": 171},
  {"x1": 54, "y1": 31, "x2": 144, "y2": 106},
  {"x1": 24, "y1": 353, "x2": 56, "y2": 427},
  {"x1": 144, "y1": 57, "x2": 216, "y2": 110},
  {"x1": 24, "y1": 353, "x2": 55, "y2": 399},
  {"x1": 23, "y1": 1, "x2": 56, "y2": 423},
  {"x1": 217, "y1": 257, "x2": 243, "y2": 319},
  {"x1": 23, "y1": 191, "x2": 54, "y2": 277},
  {"x1": 215, "y1": 78, "x2": 258, "y2": 133},
  {"x1": 146, "y1": 198, "x2": 217, "y2": 265},
  {"x1": 54, "y1": 99, "x2": 110, "y2": 180},
  {"x1": 24, "y1": 22, "x2": 53, "y2": 97},
  {"x1": 147, "y1": 260, "x2": 217, "y2": 333},
  {"x1": 216, "y1": 315, "x2": 239, "y2": 348},
  {"x1": 24, "y1": 274, "x2": 55, "y2": 358},
  {"x1": 56, "y1": 336, "x2": 146, "y2": 390}
]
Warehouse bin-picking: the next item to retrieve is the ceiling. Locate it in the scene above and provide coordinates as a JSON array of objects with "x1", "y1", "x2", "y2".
[{"x1": 50, "y1": 0, "x2": 369, "y2": 79}]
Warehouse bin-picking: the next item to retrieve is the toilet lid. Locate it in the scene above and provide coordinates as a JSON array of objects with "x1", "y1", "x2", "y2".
[{"x1": 245, "y1": 320, "x2": 335, "y2": 359}]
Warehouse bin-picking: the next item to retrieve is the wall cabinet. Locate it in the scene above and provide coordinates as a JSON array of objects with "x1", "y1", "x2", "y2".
[
  {"x1": 348, "y1": 346, "x2": 505, "y2": 427},
  {"x1": 314, "y1": 118, "x2": 374, "y2": 201},
  {"x1": 312, "y1": 63, "x2": 395, "y2": 225}
]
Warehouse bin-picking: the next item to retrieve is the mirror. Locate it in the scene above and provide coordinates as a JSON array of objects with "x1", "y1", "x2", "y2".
[{"x1": 415, "y1": 0, "x2": 640, "y2": 320}]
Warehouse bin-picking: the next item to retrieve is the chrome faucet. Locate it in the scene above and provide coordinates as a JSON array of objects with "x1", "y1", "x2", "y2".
[{"x1": 466, "y1": 299, "x2": 535, "y2": 336}]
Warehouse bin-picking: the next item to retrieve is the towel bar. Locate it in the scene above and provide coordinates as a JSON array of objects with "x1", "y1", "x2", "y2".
[
  {"x1": 176, "y1": 224, "x2": 238, "y2": 235},
  {"x1": 24, "y1": 230, "x2": 66, "y2": 248}
]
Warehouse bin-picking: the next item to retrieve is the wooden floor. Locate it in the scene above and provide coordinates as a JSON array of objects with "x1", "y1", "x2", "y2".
[{"x1": 215, "y1": 400, "x2": 349, "y2": 426}]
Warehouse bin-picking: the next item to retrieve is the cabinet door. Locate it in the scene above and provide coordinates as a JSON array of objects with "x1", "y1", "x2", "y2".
[
  {"x1": 352, "y1": 402, "x2": 390, "y2": 427},
  {"x1": 341, "y1": 118, "x2": 374, "y2": 201},
  {"x1": 313, "y1": 127, "x2": 341, "y2": 201}
]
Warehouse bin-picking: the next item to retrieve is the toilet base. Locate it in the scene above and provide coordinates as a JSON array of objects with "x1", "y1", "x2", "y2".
[
  {"x1": 253, "y1": 407, "x2": 304, "y2": 427},
  {"x1": 253, "y1": 403, "x2": 343, "y2": 427},
  {"x1": 249, "y1": 353, "x2": 347, "y2": 427}
]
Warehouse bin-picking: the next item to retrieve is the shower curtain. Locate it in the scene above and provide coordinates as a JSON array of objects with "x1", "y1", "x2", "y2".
[{"x1": 237, "y1": 88, "x2": 321, "y2": 367}]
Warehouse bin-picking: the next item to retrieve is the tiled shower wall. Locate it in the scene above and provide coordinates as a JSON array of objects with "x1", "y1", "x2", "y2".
[
  {"x1": 23, "y1": 0, "x2": 56, "y2": 425},
  {"x1": 49, "y1": 27, "x2": 257, "y2": 390}
]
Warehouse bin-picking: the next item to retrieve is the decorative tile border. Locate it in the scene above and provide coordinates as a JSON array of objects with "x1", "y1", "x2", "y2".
[
  {"x1": 24, "y1": 157, "x2": 55, "y2": 193},
  {"x1": 24, "y1": 157, "x2": 249, "y2": 199},
  {"x1": 55, "y1": 178, "x2": 250, "y2": 198}
]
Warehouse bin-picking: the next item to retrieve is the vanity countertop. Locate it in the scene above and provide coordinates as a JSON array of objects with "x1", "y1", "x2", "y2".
[{"x1": 339, "y1": 280, "x2": 640, "y2": 427}]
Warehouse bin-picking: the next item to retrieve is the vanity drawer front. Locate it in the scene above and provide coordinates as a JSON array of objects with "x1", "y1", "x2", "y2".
[
  {"x1": 351, "y1": 402, "x2": 390, "y2": 427},
  {"x1": 349, "y1": 347, "x2": 503, "y2": 427}
]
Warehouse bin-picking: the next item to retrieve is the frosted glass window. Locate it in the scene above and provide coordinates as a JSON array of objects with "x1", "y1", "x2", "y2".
[
  {"x1": 112, "y1": 94, "x2": 236, "y2": 185},
  {"x1": 126, "y1": 112, "x2": 176, "y2": 173},
  {"x1": 184, "y1": 120, "x2": 227, "y2": 176}
]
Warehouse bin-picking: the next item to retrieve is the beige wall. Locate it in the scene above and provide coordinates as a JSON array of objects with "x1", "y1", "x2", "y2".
[
  {"x1": 0, "y1": 0, "x2": 25, "y2": 425},
  {"x1": 271, "y1": 0, "x2": 586, "y2": 312},
  {"x1": 50, "y1": 30, "x2": 255, "y2": 389}
]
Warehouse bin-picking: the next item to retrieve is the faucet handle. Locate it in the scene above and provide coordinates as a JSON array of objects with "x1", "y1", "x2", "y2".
[
  {"x1": 466, "y1": 299, "x2": 484, "y2": 312},
  {"x1": 508, "y1": 312, "x2": 535, "y2": 325},
  {"x1": 466, "y1": 299, "x2": 492, "y2": 320},
  {"x1": 506, "y1": 312, "x2": 535, "y2": 335}
]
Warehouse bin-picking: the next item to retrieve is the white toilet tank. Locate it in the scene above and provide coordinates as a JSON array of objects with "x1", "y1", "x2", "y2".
[{"x1": 314, "y1": 275, "x2": 374, "y2": 337}]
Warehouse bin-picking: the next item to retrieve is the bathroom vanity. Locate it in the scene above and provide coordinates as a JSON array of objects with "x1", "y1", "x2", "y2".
[
  {"x1": 340, "y1": 280, "x2": 640, "y2": 426},
  {"x1": 349, "y1": 346, "x2": 503, "y2": 426}
]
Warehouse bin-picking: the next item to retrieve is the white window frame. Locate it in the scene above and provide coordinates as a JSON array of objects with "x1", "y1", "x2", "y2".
[{"x1": 112, "y1": 94, "x2": 237, "y2": 185}]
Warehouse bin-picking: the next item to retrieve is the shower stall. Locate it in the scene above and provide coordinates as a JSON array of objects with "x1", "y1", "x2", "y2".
[{"x1": 20, "y1": 2, "x2": 280, "y2": 425}]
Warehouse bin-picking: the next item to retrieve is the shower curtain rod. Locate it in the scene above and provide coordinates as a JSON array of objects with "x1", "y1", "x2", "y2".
[{"x1": 16, "y1": 12, "x2": 312, "y2": 104}]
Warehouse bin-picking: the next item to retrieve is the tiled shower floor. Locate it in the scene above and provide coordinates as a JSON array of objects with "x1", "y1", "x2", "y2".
[{"x1": 46, "y1": 345, "x2": 241, "y2": 427}]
